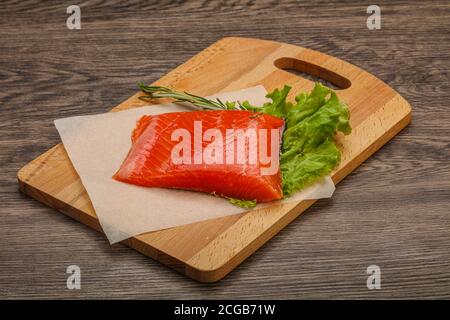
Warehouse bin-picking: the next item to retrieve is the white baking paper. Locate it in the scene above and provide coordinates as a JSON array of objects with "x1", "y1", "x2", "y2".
[{"x1": 55, "y1": 86, "x2": 335, "y2": 244}]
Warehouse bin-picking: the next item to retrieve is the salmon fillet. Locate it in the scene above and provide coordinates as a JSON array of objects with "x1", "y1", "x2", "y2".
[{"x1": 113, "y1": 110, "x2": 284, "y2": 202}]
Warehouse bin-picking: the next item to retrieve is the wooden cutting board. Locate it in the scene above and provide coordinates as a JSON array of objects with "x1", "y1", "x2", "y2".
[{"x1": 18, "y1": 37, "x2": 411, "y2": 282}]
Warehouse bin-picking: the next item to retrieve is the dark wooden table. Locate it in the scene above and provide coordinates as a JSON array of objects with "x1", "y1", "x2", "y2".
[{"x1": 1, "y1": 0, "x2": 449, "y2": 299}]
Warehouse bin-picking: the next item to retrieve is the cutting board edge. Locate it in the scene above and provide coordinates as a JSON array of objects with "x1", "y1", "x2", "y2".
[
  {"x1": 186, "y1": 105, "x2": 412, "y2": 282},
  {"x1": 16, "y1": 172, "x2": 208, "y2": 279},
  {"x1": 17, "y1": 101, "x2": 411, "y2": 283},
  {"x1": 17, "y1": 169, "x2": 319, "y2": 283}
]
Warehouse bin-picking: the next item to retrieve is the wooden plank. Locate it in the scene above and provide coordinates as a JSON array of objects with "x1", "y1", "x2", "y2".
[
  {"x1": 17, "y1": 37, "x2": 411, "y2": 282},
  {"x1": 3, "y1": 0, "x2": 450, "y2": 299}
]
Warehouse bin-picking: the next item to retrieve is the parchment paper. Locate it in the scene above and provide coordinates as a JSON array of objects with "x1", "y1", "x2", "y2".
[{"x1": 55, "y1": 86, "x2": 335, "y2": 244}]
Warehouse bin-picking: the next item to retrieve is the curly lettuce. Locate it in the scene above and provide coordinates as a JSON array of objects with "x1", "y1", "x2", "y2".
[{"x1": 259, "y1": 83, "x2": 351, "y2": 197}]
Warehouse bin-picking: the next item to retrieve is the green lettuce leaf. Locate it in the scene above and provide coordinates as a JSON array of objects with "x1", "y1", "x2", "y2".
[
  {"x1": 228, "y1": 198, "x2": 257, "y2": 209},
  {"x1": 260, "y1": 83, "x2": 351, "y2": 197},
  {"x1": 260, "y1": 85, "x2": 293, "y2": 118}
]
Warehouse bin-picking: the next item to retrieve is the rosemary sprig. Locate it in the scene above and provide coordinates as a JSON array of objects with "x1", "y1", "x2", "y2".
[{"x1": 138, "y1": 83, "x2": 253, "y2": 111}]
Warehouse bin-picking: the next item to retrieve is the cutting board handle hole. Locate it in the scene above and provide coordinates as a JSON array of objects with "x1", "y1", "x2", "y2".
[{"x1": 274, "y1": 57, "x2": 351, "y2": 90}]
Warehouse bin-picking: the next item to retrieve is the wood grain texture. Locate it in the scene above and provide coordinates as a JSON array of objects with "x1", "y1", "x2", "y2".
[{"x1": 1, "y1": 0, "x2": 450, "y2": 298}]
